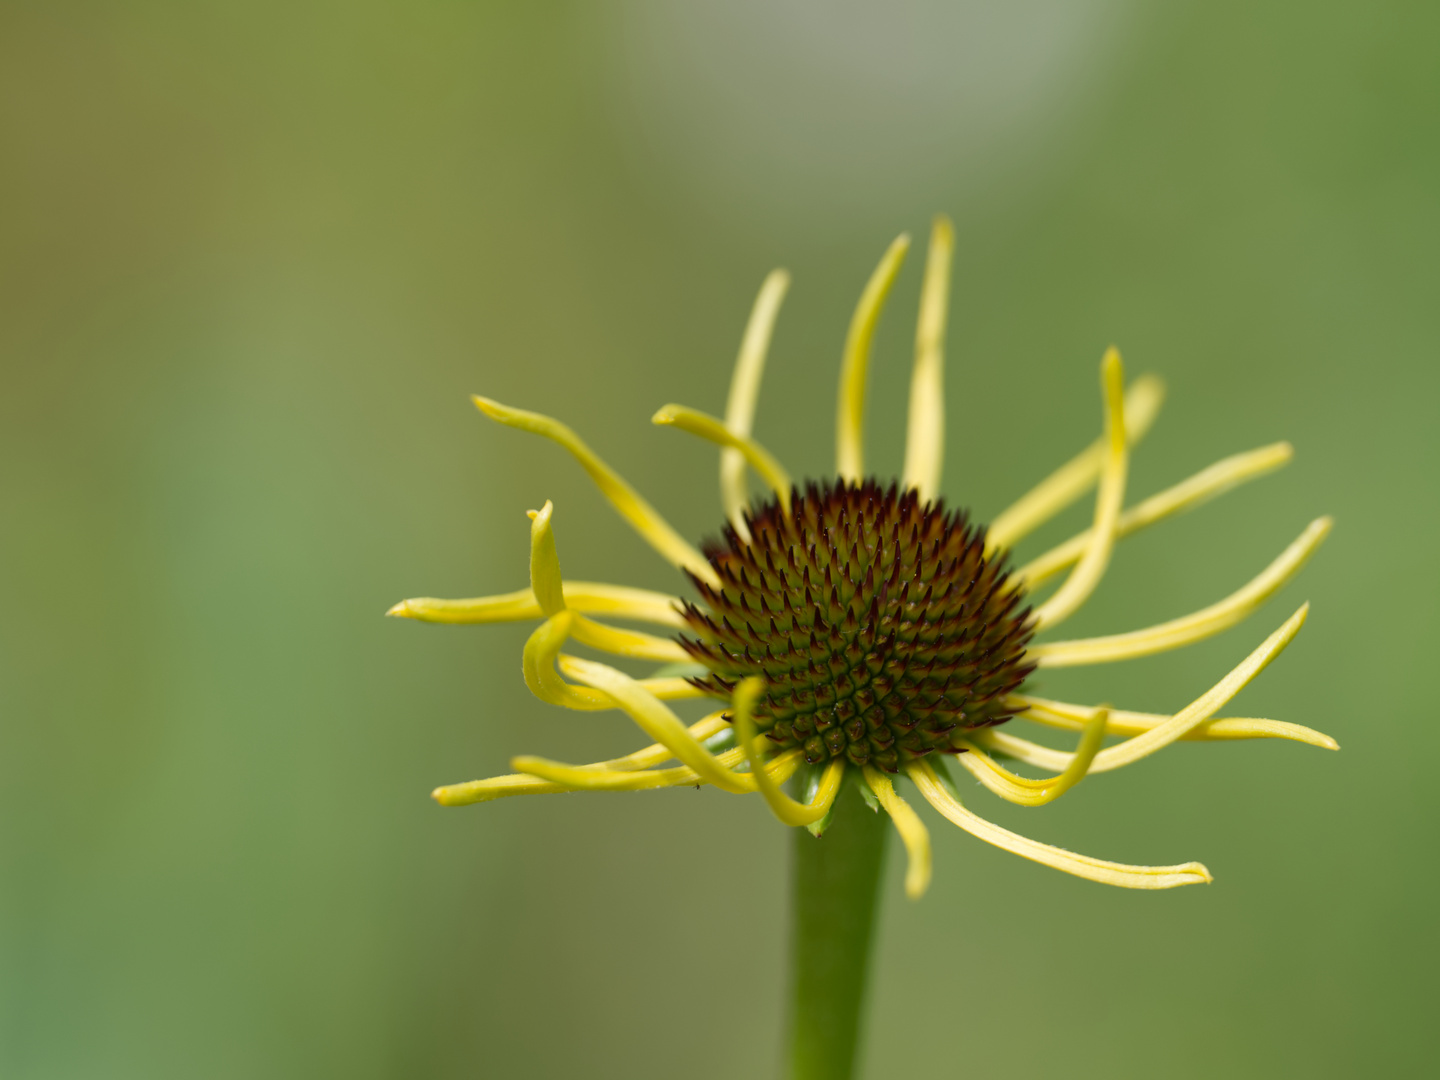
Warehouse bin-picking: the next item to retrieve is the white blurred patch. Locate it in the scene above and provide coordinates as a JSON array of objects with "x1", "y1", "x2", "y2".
[{"x1": 604, "y1": 0, "x2": 1133, "y2": 233}]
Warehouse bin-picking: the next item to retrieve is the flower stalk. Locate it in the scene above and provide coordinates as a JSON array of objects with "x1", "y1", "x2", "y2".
[{"x1": 787, "y1": 781, "x2": 889, "y2": 1080}]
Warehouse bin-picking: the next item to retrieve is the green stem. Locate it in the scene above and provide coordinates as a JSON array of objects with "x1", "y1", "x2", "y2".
[{"x1": 785, "y1": 779, "x2": 889, "y2": 1080}]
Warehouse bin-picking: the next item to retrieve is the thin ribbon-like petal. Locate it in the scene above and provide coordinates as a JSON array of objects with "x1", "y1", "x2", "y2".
[
  {"x1": 954, "y1": 708, "x2": 1107, "y2": 806},
  {"x1": 986, "y1": 374, "x2": 1164, "y2": 553},
  {"x1": 1031, "y1": 348, "x2": 1128, "y2": 630},
  {"x1": 472, "y1": 395, "x2": 720, "y2": 587},
  {"x1": 861, "y1": 767, "x2": 933, "y2": 899},
  {"x1": 554, "y1": 653, "x2": 703, "y2": 701},
  {"x1": 987, "y1": 604, "x2": 1311, "y2": 773},
  {"x1": 561, "y1": 655, "x2": 753, "y2": 793},
  {"x1": 523, "y1": 613, "x2": 703, "y2": 710},
  {"x1": 527, "y1": 501, "x2": 566, "y2": 614},
  {"x1": 528, "y1": 500, "x2": 687, "y2": 661},
  {"x1": 732, "y1": 677, "x2": 843, "y2": 825},
  {"x1": 653, "y1": 405, "x2": 792, "y2": 515},
  {"x1": 836, "y1": 233, "x2": 911, "y2": 481},
  {"x1": 1014, "y1": 442, "x2": 1294, "y2": 589},
  {"x1": 722, "y1": 269, "x2": 790, "y2": 540},
  {"x1": 901, "y1": 215, "x2": 954, "y2": 503},
  {"x1": 386, "y1": 582, "x2": 687, "y2": 628},
  {"x1": 510, "y1": 746, "x2": 804, "y2": 795},
  {"x1": 1029, "y1": 518, "x2": 1330, "y2": 667},
  {"x1": 431, "y1": 711, "x2": 733, "y2": 806},
  {"x1": 1006, "y1": 693, "x2": 1339, "y2": 750},
  {"x1": 908, "y1": 760, "x2": 1211, "y2": 890}
]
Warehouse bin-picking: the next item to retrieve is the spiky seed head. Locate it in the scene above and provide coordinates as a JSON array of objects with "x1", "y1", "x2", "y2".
[{"x1": 679, "y1": 478, "x2": 1036, "y2": 772}]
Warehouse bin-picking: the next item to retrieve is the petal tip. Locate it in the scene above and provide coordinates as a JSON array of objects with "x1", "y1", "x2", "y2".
[{"x1": 471, "y1": 394, "x2": 503, "y2": 418}]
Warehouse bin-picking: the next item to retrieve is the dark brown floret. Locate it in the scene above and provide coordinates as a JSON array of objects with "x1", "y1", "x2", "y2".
[{"x1": 678, "y1": 478, "x2": 1036, "y2": 773}]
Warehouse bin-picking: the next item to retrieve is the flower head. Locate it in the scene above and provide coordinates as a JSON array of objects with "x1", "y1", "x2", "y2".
[{"x1": 390, "y1": 216, "x2": 1334, "y2": 898}]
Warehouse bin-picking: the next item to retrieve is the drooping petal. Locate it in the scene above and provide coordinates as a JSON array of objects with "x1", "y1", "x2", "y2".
[
  {"x1": 953, "y1": 708, "x2": 1107, "y2": 806},
  {"x1": 862, "y1": 767, "x2": 933, "y2": 899},
  {"x1": 523, "y1": 613, "x2": 703, "y2": 710},
  {"x1": 908, "y1": 760, "x2": 1211, "y2": 890},
  {"x1": 733, "y1": 676, "x2": 843, "y2": 826}
]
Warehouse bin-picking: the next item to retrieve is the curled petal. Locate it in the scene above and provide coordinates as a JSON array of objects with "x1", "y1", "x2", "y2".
[
  {"x1": 954, "y1": 708, "x2": 1107, "y2": 806},
  {"x1": 909, "y1": 760, "x2": 1210, "y2": 890},
  {"x1": 733, "y1": 677, "x2": 843, "y2": 826}
]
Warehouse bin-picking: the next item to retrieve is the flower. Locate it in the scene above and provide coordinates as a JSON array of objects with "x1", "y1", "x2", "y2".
[{"x1": 389, "y1": 216, "x2": 1334, "y2": 898}]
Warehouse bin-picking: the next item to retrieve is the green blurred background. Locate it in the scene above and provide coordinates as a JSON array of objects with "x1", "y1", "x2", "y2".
[{"x1": 2, "y1": 2, "x2": 1435, "y2": 1077}]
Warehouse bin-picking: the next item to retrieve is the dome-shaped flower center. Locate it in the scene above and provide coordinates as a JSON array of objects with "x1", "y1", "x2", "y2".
[{"x1": 679, "y1": 478, "x2": 1036, "y2": 772}]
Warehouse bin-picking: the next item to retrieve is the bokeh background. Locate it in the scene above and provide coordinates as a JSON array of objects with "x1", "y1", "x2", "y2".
[{"x1": 2, "y1": 2, "x2": 1436, "y2": 1077}]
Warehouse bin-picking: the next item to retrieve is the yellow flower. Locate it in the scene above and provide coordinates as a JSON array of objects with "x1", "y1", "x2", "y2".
[{"x1": 389, "y1": 216, "x2": 1334, "y2": 899}]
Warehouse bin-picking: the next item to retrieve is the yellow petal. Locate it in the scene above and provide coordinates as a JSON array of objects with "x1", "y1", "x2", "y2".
[
  {"x1": 1014, "y1": 441, "x2": 1294, "y2": 590},
  {"x1": 836, "y1": 233, "x2": 911, "y2": 481},
  {"x1": 986, "y1": 374, "x2": 1164, "y2": 552},
  {"x1": 527, "y1": 501, "x2": 565, "y2": 615},
  {"x1": 1029, "y1": 518, "x2": 1330, "y2": 667},
  {"x1": 522, "y1": 613, "x2": 702, "y2": 711},
  {"x1": 508, "y1": 745, "x2": 803, "y2": 796},
  {"x1": 1030, "y1": 348, "x2": 1128, "y2": 630},
  {"x1": 901, "y1": 215, "x2": 954, "y2": 503},
  {"x1": 732, "y1": 677, "x2": 843, "y2": 826},
  {"x1": 953, "y1": 707, "x2": 1107, "y2": 806},
  {"x1": 386, "y1": 582, "x2": 687, "y2": 628},
  {"x1": 721, "y1": 269, "x2": 790, "y2": 541},
  {"x1": 653, "y1": 404, "x2": 792, "y2": 515},
  {"x1": 861, "y1": 767, "x2": 933, "y2": 899},
  {"x1": 908, "y1": 760, "x2": 1210, "y2": 890},
  {"x1": 472, "y1": 395, "x2": 719, "y2": 587},
  {"x1": 430, "y1": 711, "x2": 735, "y2": 806},
  {"x1": 986, "y1": 604, "x2": 1311, "y2": 773},
  {"x1": 1006, "y1": 693, "x2": 1339, "y2": 750},
  {"x1": 561, "y1": 655, "x2": 752, "y2": 793}
]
